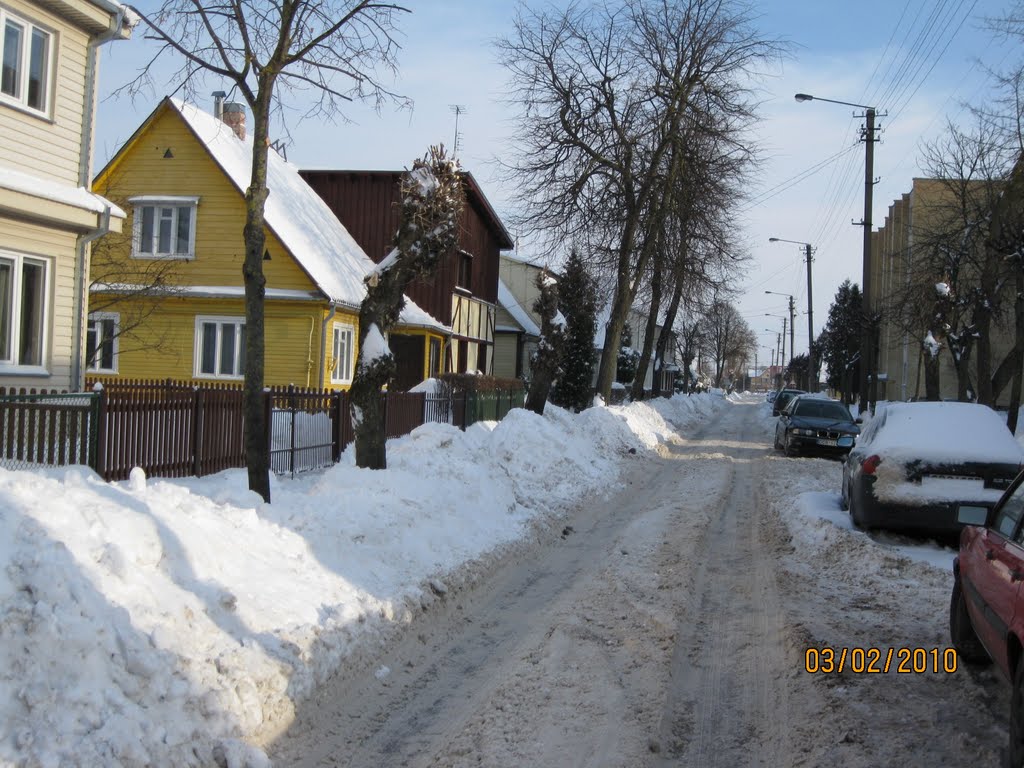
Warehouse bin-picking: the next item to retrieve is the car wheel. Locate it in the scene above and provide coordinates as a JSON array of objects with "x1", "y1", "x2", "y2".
[
  {"x1": 774, "y1": 429, "x2": 782, "y2": 450},
  {"x1": 840, "y1": 479, "x2": 849, "y2": 511},
  {"x1": 1011, "y1": 658, "x2": 1024, "y2": 767},
  {"x1": 849, "y1": 483, "x2": 864, "y2": 529},
  {"x1": 949, "y1": 579, "x2": 989, "y2": 666},
  {"x1": 784, "y1": 434, "x2": 797, "y2": 457}
]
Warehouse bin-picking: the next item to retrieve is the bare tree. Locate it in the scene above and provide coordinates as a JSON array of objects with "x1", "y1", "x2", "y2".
[
  {"x1": 350, "y1": 146, "x2": 463, "y2": 469},
  {"x1": 702, "y1": 299, "x2": 751, "y2": 388},
  {"x1": 884, "y1": 112, "x2": 1020, "y2": 405},
  {"x1": 498, "y1": 0, "x2": 783, "y2": 401},
  {"x1": 126, "y1": 0, "x2": 409, "y2": 500}
]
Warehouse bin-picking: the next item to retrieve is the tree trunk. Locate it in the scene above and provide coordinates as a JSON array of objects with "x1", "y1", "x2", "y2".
[
  {"x1": 351, "y1": 278, "x2": 403, "y2": 469},
  {"x1": 631, "y1": 255, "x2": 664, "y2": 401},
  {"x1": 1006, "y1": 269, "x2": 1024, "y2": 434},
  {"x1": 653, "y1": 278, "x2": 684, "y2": 397},
  {"x1": 924, "y1": 347, "x2": 941, "y2": 401},
  {"x1": 349, "y1": 146, "x2": 463, "y2": 469},
  {"x1": 525, "y1": 272, "x2": 563, "y2": 415},
  {"x1": 525, "y1": 364, "x2": 556, "y2": 414},
  {"x1": 596, "y1": 213, "x2": 639, "y2": 400},
  {"x1": 242, "y1": 84, "x2": 275, "y2": 503}
]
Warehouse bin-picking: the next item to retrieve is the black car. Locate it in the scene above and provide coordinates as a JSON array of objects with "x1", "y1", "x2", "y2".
[
  {"x1": 771, "y1": 387, "x2": 806, "y2": 417},
  {"x1": 773, "y1": 396, "x2": 859, "y2": 457}
]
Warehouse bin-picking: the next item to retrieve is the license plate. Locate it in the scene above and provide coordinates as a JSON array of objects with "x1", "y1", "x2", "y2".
[{"x1": 818, "y1": 439, "x2": 838, "y2": 447}]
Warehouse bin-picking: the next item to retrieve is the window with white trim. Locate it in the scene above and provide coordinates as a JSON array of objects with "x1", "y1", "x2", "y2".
[
  {"x1": 330, "y1": 322, "x2": 355, "y2": 385},
  {"x1": 85, "y1": 312, "x2": 119, "y2": 373},
  {"x1": 130, "y1": 196, "x2": 199, "y2": 260},
  {"x1": 194, "y1": 316, "x2": 245, "y2": 379},
  {"x1": 0, "y1": 251, "x2": 48, "y2": 369},
  {"x1": 0, "y1": 9, "x2": 52, "y2": 115}
]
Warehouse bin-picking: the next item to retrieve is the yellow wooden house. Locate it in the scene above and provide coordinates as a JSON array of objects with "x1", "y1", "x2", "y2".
[{"x1": 88, "y1": 96, "x2": 448, "y2": 390}]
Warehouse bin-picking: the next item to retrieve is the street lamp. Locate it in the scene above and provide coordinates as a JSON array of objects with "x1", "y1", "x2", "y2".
[
  {"x1": 769, "y1": 237, "x2": 816, "y2": 392},
  {"x1": 795, "y1": 92, "x2": 878, "y2": 412}
]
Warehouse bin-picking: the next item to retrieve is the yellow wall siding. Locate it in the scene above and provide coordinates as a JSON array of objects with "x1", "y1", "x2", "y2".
[
  {"x1": 95, "y1": 107, "x2": 318, "y2": 293},
  {"x1": 0, "y1": 0, "x2": 90, "y2": 186},
  {"x1": 0, "y1": 216, "x2": 78, "y2": 390},
  {"x1": 88, "y1": 295, "x2": 351, "y2": 389}
]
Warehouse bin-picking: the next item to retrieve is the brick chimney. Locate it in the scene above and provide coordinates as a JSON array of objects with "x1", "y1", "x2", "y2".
[{"x1": 221, "y1": 102, "x2": 246, "y2": 141}]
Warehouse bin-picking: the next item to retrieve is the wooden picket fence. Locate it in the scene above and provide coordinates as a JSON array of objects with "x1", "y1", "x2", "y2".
[{"x1": 0, "y1": 378, "x2": 523, "y2": 482}]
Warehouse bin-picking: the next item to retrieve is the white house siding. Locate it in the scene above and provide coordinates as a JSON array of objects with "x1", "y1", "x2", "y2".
[
  {"x1": 0, "y1": 0, "x2": 93, "y2": 187},
  {"x1": 493, "y1": 332, "x2": 518, "y2": 380},
  {"x1": 1, "y1": 216, "x2": 78, "y2": 390}
]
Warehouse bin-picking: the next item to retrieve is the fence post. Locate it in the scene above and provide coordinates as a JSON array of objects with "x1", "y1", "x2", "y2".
[
  {"x1": 93, "y1": 384, "x2": 107, "y2": 479},
  {"x1": 192, "y1": 388, "x2": 205, "y2": 477},
  {"x1": 331, "y1": 390, "x2": 342, "y2": 463},
  {"x1": 288, "y1": 384, "x2": 296, "y2": 477},
  {"x1": 263, "y1": 388, "x2": 273, "y2": 469}
]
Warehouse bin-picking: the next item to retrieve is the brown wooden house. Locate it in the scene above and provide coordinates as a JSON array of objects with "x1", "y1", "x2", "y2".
[{"x1": 301, "y1": 169, "x2": 513, "y2": 390}]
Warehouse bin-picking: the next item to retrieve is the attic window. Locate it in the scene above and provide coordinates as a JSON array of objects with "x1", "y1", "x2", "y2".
[
  {"x1": 129, "y1": 196, "x2": 199, "y2": 260},
  {"x1": 457, "y1": 250, "x2": 472, "y2": 290}
]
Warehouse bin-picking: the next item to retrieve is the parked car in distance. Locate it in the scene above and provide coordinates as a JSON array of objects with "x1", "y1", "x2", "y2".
[
  {"x1": 771, "y1": 388, "x2": 806, "y2": 417},
  {"x1": 841, "y1": 401, "x2": 1024, "y2": 535},
  {"x1": 950, "y1": 469, "x2": 1024, "y2": 764},
  {"x1": 766, "y1": 390, "x2": 778, "y2": 403},
  {"x1": 774, "y1": 395, "x2": 859, "y2": 458}
]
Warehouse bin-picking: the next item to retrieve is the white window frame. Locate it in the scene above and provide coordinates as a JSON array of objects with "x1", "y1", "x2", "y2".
[
  {"x1": 129, "y1": 196, "x2": 200, "y2": 260},
  {"x1": 85, "y1": 312, "x2": 119, "y2": 374},
  {"x1": 0, "y1": 8, "x2": 54, "y2": 116},
  {"x1": 193, "y1": 315, "x2": 245, "y2": 380},
  {"x1": 330, "y1": 322, "x2": 355, "y2": 385},
  {"x1": 0, "y1": 249, "x2": 49, "y2": 374}
]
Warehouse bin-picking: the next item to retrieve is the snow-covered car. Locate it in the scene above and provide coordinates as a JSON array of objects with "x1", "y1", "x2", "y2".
[
  {"x1": 773, "y1": 395, "x2": 859, "y2": 458},
  {"x1": 950, "y1": 469, "x2": 1024, "y2": 763},
  {"x1": 841, "y1": 401, "x2": 1024, "y2": 535},
  {"x1": 765, "y1": 390, "x2": 778, "y2": 403}
]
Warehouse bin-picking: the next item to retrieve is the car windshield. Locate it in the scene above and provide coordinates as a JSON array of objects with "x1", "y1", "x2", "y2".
[{"x1": 792, "y1": 400, "x2": 851, "y2": 420}]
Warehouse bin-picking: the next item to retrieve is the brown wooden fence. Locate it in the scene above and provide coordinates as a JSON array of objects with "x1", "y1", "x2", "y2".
[{"x1": 49, "y1": 379, "x2": 526, "y2": 482}]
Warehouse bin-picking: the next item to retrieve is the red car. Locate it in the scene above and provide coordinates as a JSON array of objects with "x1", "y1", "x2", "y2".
[{"x1": 950, "y1": 469, "x2": 1024, "y2": 764}]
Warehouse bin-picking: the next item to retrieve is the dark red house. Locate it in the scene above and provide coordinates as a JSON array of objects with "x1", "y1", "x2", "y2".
[{"x1": 301, "y1": 169, "x2": 514, "y2": 391}]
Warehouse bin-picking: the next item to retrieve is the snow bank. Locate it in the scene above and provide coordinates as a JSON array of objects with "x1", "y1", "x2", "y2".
[{"x1": 0, "y1": 393, "x2": 725, "y2": 766}]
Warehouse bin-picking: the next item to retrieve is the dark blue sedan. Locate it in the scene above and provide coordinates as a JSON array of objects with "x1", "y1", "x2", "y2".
[{"x1": 774, "y1": 396, "x2": 860, "y2": 458}]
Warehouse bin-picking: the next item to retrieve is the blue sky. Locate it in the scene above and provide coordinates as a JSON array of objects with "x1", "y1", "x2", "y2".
[{"x1": 93, "y1": 1, "x2": 1014, "y2": 370}]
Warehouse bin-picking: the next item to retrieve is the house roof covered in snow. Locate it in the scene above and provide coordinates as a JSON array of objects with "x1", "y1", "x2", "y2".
[
  {"x1": 497, "y1": 278, "x2": 541, "y2": 336},
  {"x1": 99, "y1": 98, "x2": 446, "y2": 332}
]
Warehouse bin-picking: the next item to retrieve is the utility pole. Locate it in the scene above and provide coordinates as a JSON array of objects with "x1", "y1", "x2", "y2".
[
  {"x1": 781, "y1": 316, "x2": 787, "y2": 376},
  {"x1": 786, "y1": 299, "x2": 794, "y2": 384},
  {"x1": 793, "y1": 93, "x2": 880, "y2": 411},
  {"x1": 859, "y1": 107, "x2": 877, "y2": 412},
  {"x1": 805, "y1": 243, "x2": 815, "y2": 392}
]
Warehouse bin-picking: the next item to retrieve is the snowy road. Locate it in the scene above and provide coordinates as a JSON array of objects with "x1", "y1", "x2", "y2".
[{"x1": 267, "y1": 399, "x2": 1009, "y2": 767}]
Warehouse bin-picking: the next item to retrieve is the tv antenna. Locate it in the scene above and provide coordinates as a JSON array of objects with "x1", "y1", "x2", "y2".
[{"x1": 449, "y1": 104, "x2": 467, "y2": 155}]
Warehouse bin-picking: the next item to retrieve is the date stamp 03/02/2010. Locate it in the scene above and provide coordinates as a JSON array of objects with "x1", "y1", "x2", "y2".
[{"x1": 804, "y1": 647, "x2": 959, "y2": 674}]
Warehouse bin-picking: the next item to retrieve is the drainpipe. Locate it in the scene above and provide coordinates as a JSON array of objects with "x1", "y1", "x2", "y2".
[
  {"x1": 73, "y1": 7, "x2": 130, "y2": 391},
  {"x1": 319, "y1": 306, "x2": 337, "y2": 388}
]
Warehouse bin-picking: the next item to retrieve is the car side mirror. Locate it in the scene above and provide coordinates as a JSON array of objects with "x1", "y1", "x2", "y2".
[
  {"x1": 956, "y1": 504, "x2": 989, "y2": 527},
  {"x1": 854, "y1": 417, "x2": 863, "y2": 424}
]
